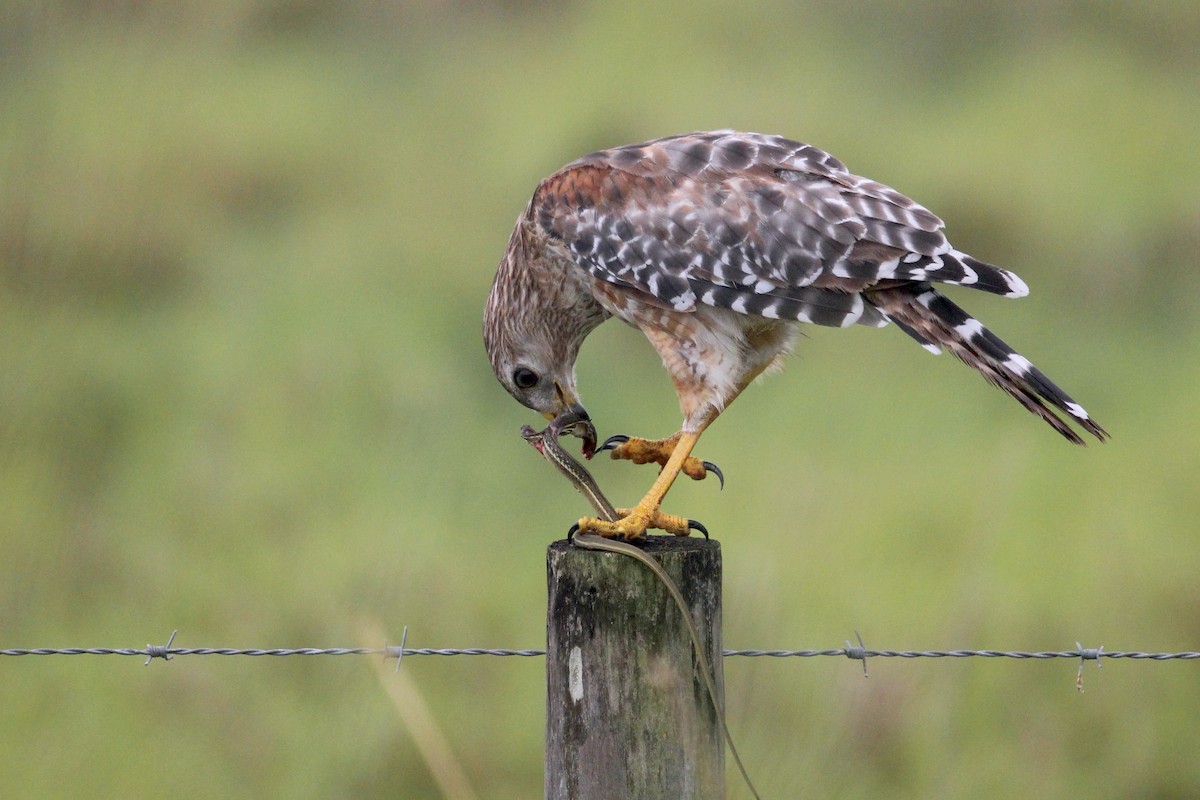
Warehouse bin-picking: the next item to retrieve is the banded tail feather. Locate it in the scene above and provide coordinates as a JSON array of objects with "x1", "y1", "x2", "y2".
[
  {"x1": 837, "y1": 249, "x2": 1029, "y2": 298},
  {"x1": 870, "y1": 285, "x2": 1108, "y2": 444},
  {"x1": 889, "y1": 250, "x2": 1029, "y2": 298}
]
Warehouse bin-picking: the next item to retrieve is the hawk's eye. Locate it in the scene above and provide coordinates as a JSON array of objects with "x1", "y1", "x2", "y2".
[{"x1": 512, "y1": 367, "x2": 539, "y2": 389}]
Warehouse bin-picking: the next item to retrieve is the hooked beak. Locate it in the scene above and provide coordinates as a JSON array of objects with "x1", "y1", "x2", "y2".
[{"x1": 548, "y1": 403, "x2": 597, "y2": 460}]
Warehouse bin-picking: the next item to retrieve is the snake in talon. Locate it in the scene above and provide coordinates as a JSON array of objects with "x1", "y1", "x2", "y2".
[
  {"x1": 524, "y1": 410, "x2": 712, "y2": 540},
  {"x1": 521, "y1": 417, "x2": 618, "y2": 523}
]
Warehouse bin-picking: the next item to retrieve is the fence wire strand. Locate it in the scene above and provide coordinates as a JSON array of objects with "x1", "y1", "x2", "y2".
[{"x1": 4, "y1": 635, "x2": 1199, "y2": 665}]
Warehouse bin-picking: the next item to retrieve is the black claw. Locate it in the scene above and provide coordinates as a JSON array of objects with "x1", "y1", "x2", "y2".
[
  {"x1": 701, "y1": 461, "x2": 725, "y2": 490},
  {"x1": 596, "y1": 433, "x2": 630, "y2": 453},
  {"x1": 687, "y1": 519, "x2": 710, "y2": 539},
  {"x1": 567, "y1": 522, "x2": 580, "y2": 542}
]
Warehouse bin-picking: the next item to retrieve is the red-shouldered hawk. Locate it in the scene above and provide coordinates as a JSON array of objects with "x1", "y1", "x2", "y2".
[{"x1": 484, "y1": 131, "x2": 1107, "y2": 541}]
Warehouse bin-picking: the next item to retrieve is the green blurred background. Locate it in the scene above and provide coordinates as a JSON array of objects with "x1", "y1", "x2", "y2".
[{"x1": 2, "y1": 1, "x2": 1198, "y2": 797}]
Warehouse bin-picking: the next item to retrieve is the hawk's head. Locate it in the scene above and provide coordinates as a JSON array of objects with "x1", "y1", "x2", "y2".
[{"x1": 483, "y1": 215, "x2": 608, "y2": 458}]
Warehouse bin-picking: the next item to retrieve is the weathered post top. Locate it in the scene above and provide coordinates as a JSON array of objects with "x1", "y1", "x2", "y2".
[{"x1": 545, "y1": 536, "x2": 724, "y2": 800}]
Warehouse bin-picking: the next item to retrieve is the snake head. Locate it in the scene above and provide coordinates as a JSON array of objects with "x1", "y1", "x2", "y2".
[
  {"x1": 519, "y1": 424, "x2": 545, "y2": 456},
  {"x1": 549, "y1": 405, "x2": 597, "y2": 460}
]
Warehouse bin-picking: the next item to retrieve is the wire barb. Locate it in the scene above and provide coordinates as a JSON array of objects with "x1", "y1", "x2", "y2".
[
  {"x1": 844, "y1": 630, "x2": 869, "y2": 678},
  {"x1": 144, "y1": 629, "x2": 178, "y2": 666},
  {"x1": 393, "y1": 626, "x2": 409, "y2": 673},
  {"x1": 1076, "y1": 642, "x2": 1103, "y2": 693}
]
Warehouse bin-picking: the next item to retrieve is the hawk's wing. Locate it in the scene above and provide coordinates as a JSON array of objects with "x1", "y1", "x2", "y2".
[{"x1": 533, "y1": 131, "x2": 1027, "y2": 329}]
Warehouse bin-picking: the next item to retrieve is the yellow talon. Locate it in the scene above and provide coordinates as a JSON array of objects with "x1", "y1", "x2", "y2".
[
  {"x1": 601, "y1": 434, "x2": 715, "y2": 482},
  {"x1": 576, "y1": 507, "x2": 694, "y2": 540}
]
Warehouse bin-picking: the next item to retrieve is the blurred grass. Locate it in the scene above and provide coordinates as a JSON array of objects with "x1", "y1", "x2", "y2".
[{"x1": 2, "y1": 1, "x2": 1199, "y2": 797}]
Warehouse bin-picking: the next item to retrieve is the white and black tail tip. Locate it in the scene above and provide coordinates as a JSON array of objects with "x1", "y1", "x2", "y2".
[
  {"x1": 885, "y1": 287, "x2": 1107, "y2": 444},
  {"x1": 933, "y1": 292, "x2": 1108, "y2": 444}
]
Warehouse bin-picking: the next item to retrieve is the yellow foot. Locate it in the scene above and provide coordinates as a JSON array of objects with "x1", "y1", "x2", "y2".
[
  {"x1": 572, "y1": 507, "x2": 708, "y2": 542},
  {"x1": 598, "y1": 434, "x2": 723, "y2": 487}
]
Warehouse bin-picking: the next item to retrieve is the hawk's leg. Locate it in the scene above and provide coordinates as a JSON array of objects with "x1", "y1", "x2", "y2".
[
  {"x1": 576, "y1": 429, "x2": 708, "y2": 541},
  {"x1": 598, "y1": 433, "x2": 722, "y2": 486}
]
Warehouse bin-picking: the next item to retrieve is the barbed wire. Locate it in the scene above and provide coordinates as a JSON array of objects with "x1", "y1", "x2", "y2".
[
  {"x1": 0, "y1": 646, "x2": 548, "y2": 659},
  {"x1": 4, "y1": 630, "x2": 1198, "y2": 668},
  {"x1": 722, "y1": 648, "x2": 1200, "y2": 660},
  {"x1": 9, "y1": 645, "x2": 1200, "y2": 661}
]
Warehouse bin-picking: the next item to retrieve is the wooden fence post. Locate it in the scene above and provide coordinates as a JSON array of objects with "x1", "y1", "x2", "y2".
[{"x1": 545, "y1": 537, "x2": 724, "y2": 800}]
